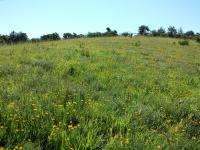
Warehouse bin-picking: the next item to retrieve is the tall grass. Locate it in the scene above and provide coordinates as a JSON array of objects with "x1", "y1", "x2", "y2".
[{"x1": 0, "y1": 37, "x2": 200, "y2": 149}]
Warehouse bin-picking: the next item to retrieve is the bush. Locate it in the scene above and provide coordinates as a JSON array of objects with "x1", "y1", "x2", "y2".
[
  {"x1": 0, "y1": 38, "x2": 5, "y2": 45},
  {"x1": 31, "y1": 38, "x2": 40, "y2": 43},
  {"x1": 9, "y1": 31, "x2": 28, "y2": 43},
  {"x1": 121, "y1": 32, "x2": 133, "y2": 37},
  {"x1": 178, "y1": 40, "x2": 189, "y2": 46},
  {"x1": 196, "y1": 37, "x2": 200, "y2": 43},
  {"x1": 41, "y1": 33, "x2": 60, "y2": 41},
  {"x1": 87, "y1": 32, "x2": 103, "y2": 38}
]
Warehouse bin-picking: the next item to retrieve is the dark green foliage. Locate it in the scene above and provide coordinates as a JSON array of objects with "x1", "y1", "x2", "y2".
[
  {"x1": 151, "y1": 27, "x2": 166, "y2": 37},
  {"x1": 149, "y1": 26, "x2": 198, "y2": 39},
  {"x1": 176, "y1": 28, "x2": 184, "y2": 38},
  {"x1": 40, "y1": 32, "x2": 60, "y2": 41},
  {"x1": 0, "y1": 35, "x2": 8, "y2": 44},
  {"x1": 121, "y1": 32, "x2": 133, "y2": 37},
  {"x1": 0, "y1": 31, "x2": 28, "y2": 44},
  {"x1": 167, "y1": 26, "x2": 177, "y2": 37},
  {"x1": 0, "y1": 32, "x2": 28, "y2": 44},
  {"x1": 185, "y1": 30, "x2": 195, "y2": 37},
  {"x1": 31, "y1": 38, "x2": 40, "y2": 43},
  {"x1": 0, "y1": 26, "x2": 200, "y2": 46},
  {"x1": 68, "y1": 66, "x2": 76, "y2": 76},
  {"x1": 196, "y1": 37, "x2": 200, "y2": 43},
  {"x1": 151, "y1": 30, "x2": 159, "y2": 37},
  {"x1": 178, "y1": 40, "x2": 189, "y2": 46},
  {"x1": 0, "y1": 37, "x2": 6, "y2": 45},
  {"x1": 86, "y1": 28, "x2": 118, "y2": 38},
  {"x1": 157, "y1": 27, "x2": 166, "y2": 36},
  {"x1": 9, "y1": 31, "x2": 28, "y2": 43},
  {"x1": 71, "y1": 32, "x2": 78, "y2": 38},
  {"x1": 63, "y1": 32, "x2": 84, "y2": 39},
  {"x1": 104, "y1": 27, "x2": 118, "y2": 37},
  {"x1": 87, "y1": 32, "x2": 103, "y2": 38},
  {"x1": 186, "y1": 113, "x2": 200, "y2": 138},
  {"x1": 138, "y1": 25, "x2": 150, "y2": 35},
  {"x1": 63, "y1": 33, "x2": 73, "y2": 39}
]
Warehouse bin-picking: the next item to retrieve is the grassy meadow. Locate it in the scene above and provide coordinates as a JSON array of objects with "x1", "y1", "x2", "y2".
[{"x1": 0, "y1": 37, "x2": 200, "y2": 149}]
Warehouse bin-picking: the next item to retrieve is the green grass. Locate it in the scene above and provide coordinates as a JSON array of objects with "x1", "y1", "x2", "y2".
[{"x1": 0, "y1": 37, "x2": 200, "y2": 150}]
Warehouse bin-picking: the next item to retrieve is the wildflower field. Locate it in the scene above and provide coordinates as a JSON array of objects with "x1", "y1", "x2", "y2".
[{"x1": 0, "y1": 37, "x2": 199, "y2": 149}]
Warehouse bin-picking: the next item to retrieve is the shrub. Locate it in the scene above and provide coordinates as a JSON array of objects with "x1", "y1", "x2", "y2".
[
  {"x1": 87, "y1": 32, "x2": 103, "y2": 38},
  {"x1": 9, "y1": 31, "x2": 28, "y2": 43},
  {"x1": 185, "y1": 30, "x2": 195, "y2": 37},
  {"x1": 178, "y1": 40, "x2": 189, "y2": 46},
  {"x1": 41, "y1": 33, "x2": 60, "y2": 41},
  {"x1": 196, "y1": 37, "x2": 200, "y2": 43},
  {"x1": 31, "y1": 38, "x2": 40, "y2": 42},
  {"x1": 121, "y1": 32, "x2": 133, "y2": 37},
  {"x1": 0, "y1": 38, "x2": 5, "y2": 45}
]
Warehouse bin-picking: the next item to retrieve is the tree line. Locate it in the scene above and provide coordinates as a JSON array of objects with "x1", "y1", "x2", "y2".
[
  {"x1": 0, "y1": 26, "x2": 200, "y2": 45},
  {"x1": 138, "y1": 25, "x2": 200, "y2": 39}
]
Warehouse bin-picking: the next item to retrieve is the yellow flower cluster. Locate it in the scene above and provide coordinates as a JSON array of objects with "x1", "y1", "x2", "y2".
[
  {"x1": 109, "y1": 132, "x2": 129, "y2": 145},
  {"x1": 13, "y1": 145, "x2": 23, "y2": 150},
  {"x1": 68, "y1": 123, "x2": 80, "y2": 130}
]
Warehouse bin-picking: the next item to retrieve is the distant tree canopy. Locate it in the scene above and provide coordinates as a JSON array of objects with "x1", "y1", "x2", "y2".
[
  {"x1": 167, "y1": 26, "x2": 177, "y2": 37},
  {"x1": 121, "y1": 32, "x2": 133, "y2": 37},
  {"x1": 0, "y1": 31, "x2": 28, "y2": 44},
  {"x1": 185, "y1": 30, "x2": 195, "y2": 37},
  {"x1": 31, "y1": 38, "x2": 40, "y2": 43},
  {"x1": 87, "y1": 32, "x2": 103, "y2": 38},
  {"x1": 0, "y1": 26, "x2": 200, "y2": 45},
  {"x1": 63, "y1": 32, "x2": 83, "y2": 39},
  {"x1": 41, "y1": 33, "x2": 61, "y2": 41},
  {"x1": 86, "y1": 28, "x2": 118, "y2": 38},
  {"x1": 138, "y1": 25, "x2": 150, "y2": 35},
  {"x1": 176, "y1": 28, "x2": 184, "y2": 38},
  {"x1": 0, "y1": 35, "x2": 9, "y2": 44},
  {"x1": 104, "y1": 27, "x2": 118, "y2": 37},
  {"x1": 141, "y1": 26, "x2": 198, "y2": 40}
]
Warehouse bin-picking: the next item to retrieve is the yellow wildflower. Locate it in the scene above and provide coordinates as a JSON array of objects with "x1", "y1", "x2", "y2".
[
  {"x1": 157, "y1": 145, "x2": 161, "y2": 149},
  {"x1": 124, "y1": 138, "x2": 129, "y2": 144}
]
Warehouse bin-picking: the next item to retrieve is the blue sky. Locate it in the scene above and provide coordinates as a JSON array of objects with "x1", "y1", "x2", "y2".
[{"x1": 0, "y1": 0, "x2": 199, "y2": 38}]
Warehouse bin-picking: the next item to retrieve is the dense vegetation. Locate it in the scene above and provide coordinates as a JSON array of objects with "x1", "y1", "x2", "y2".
[
  {"x1": 0, "y1": 26, "x2": 200, "y2": 45},
  {"x1": 0, "y1": 37, "x2": 199, "y2": 149}
]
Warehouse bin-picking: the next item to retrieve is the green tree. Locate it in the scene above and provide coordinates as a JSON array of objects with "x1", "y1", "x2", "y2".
[
  {"x1": 63, "y1": 33, "x2": 73, "y2": 39},
  {"x1": 41, "y1": 33, "x2": 60, "y2": 41},
  {"x1": 167, "y1": 26, "x2": 177, "y2": 37},
  {"x1": 177, "y1": 28, "x2": 184, "y2": 38},
  {"x1": 8, "y1": 31, "x2": 28, "y2": 43},
  {"x1": 185, "y1": 30, "x2": 195, "y2": 37},
  {"x1": 151, "y1": 30, "x2": 159, "y2": 36},
  {"x1": 104, "y1": 28, "x2": 118, "y2": 37},
  {"x1": 157, "y1": 27, "x2": 166, "y2": 36},
  {"x1": 138, "y1": 25, "x2": 150, "y2": 35}
]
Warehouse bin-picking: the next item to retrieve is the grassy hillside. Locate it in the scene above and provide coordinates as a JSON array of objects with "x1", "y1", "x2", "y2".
[{"x1": 0, "y1": 37, "x2": 199, "y2": 149}]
